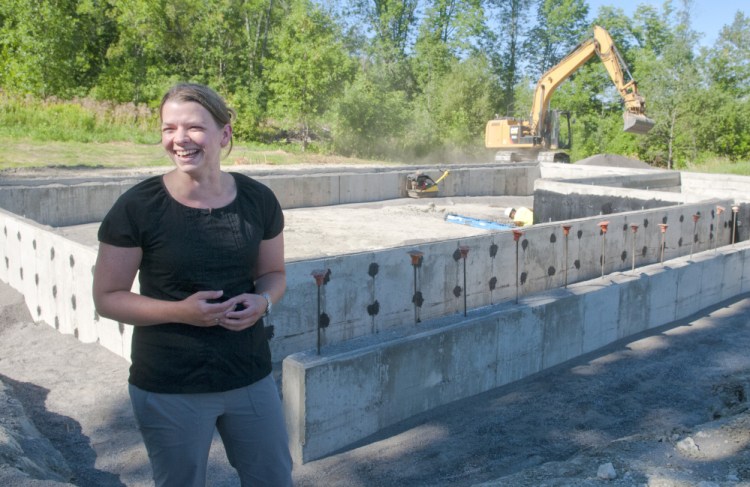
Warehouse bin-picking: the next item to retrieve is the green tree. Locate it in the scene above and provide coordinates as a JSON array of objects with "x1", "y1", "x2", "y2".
[
  {"x1": 331, "y1": 71, "x2": 411, "y2": 158},
  {"x1": 350, "y1": 0, "x2": 419, "y2": 60},
  {"x1": 485, "y1": 0, "x2": 533, "y2": 116},
  {"x1": 413, "y1": 0, "x2": 485, "y2": 85},
  {"x1": 704, "y1": 11, "x2": 750, "y2": 97},
  {"x1": 412, "y1": 0, "x2": 487, "y2": 120},
  {"x1": 0, "y1": 0, "x2": 109, "y2": 97},
  {"x1": 525, "y1": 0, "x2": 589, "y2": 77},
  {"x1": 637, "y1": 0, "x2": 702, "y2": 169},
  {"x1": 95, "y1": 0, "x2": 280, "y2": 104},
  {"x1": 693, "y1": 11, "x2": 750, "y2": 162},
  {"x1": 630, "y1": 3, "x2": 674, "y2": 54},
  {"x1": 266, "y1": 0, "x2": 355, "y2": 150}
]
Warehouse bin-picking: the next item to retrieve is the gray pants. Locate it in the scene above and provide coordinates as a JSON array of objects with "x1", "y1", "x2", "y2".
[{"x1": 129, "y1": 374, "x2": 293, "y2": 487}]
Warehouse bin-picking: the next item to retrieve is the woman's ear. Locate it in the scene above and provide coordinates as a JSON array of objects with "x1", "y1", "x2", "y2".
[{"x1": 220, "y1": 124, "x2": 232, "y2": 147}]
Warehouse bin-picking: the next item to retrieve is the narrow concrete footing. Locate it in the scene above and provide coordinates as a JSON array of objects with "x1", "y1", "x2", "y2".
[{"x1": 283, "y1": 244, "x2": 750, "y2": 464}]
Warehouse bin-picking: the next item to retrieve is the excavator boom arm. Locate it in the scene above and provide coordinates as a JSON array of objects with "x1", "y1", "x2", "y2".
[
  {"x1": 529, "y1": 25, "x2": 653, "y2": 137},
  {"x1": 530, "y1": 39, "x2": 597, "y2": 136}
]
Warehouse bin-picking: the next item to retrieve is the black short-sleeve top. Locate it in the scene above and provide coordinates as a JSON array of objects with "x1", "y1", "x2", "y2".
[{"x1": 98, "y1": 172, "x2": 284, "y2": 393}]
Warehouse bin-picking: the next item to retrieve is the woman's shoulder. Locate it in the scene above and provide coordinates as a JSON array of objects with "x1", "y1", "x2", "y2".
[
  {"x1": 127, "y1": 174, "x2": 164, "y2": 193},
  {"x1": 111, "y1": 175, "x2": 167, "y2": 212},
  {"x1": 230, "y1": 172, "x2": 276, "y2": 199}
]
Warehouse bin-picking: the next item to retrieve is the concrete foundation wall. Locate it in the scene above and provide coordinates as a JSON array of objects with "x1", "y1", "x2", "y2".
[
  {"x1": 543, "y1": 169, "x2": 681, "y2": 193},
  {"x1": 0, "y1": 181, "x2": 138, "y2": 227},
  {"x1": 1, "y1": 162, "x2": 750, "y2": 468},
  {"x1": 283, "y1": 243, "x2": 750, "y2": 463},
  {"x1": 681, "y1": 171, "x2": 750, "y2": 201},
  {"x1": 274, "y1": 198, "x2": 733, "y2": 358},
  {"x1": 533, "y1": 179, "x2": 750, "y2": 242},
  {"x1": 533, "y1": 179, "x2": 687, "y2": 222},
  {"x1": 0, "y1": 164, "x2": 538, "y2": 226},
  {"x1": 0, "y1": 209, "x2": 134, "y2": 358},
  {"x1": 0, "y1": 190, "x2": 738, "y2": 363},
  {"x1": 539, "y1": 161, "x2": 659, "y2": 179}
]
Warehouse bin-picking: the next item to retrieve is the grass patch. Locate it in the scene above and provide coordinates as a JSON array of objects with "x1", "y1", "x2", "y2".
[
  {"x1": 0, "y1": 93, "x2": 157, "y2": 143},
  {"x1": 683, "y1": 158, "x2": 750, "y2": 176},
  {"x1": 0, "y1": 137, "x2": 396, "y2": 171},
  {"x1": 2, "y1": 94, "x2": 744, "y2": 173},
  {"x1": 0, "y1": 94, "x2": 397, "y2": 170}
]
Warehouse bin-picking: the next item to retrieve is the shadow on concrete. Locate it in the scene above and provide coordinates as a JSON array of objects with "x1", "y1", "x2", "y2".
[
  {"x1": 293, "y1": 295, "x2": 750, "y2": 486},
  {"x1": 0, "y1": 374, "x2": 127, "y2": 487}
]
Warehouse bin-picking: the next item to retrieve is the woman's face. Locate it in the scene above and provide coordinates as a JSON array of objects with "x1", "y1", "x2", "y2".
[{"x1": 160, "y1": 100, "x2": 231, "y2": 174}]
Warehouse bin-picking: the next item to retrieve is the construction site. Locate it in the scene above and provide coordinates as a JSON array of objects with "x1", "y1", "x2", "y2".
[
  {"x1": 0, "y1": 154, "x2": 749, "y2": 486},
  {"x1": 0, "y1": 20, "x2": 750, "y2": 487}
]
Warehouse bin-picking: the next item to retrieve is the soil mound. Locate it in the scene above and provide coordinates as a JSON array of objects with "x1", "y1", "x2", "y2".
[{"x1": 576, "y1": 153, "x2": 652, "y2": 169}]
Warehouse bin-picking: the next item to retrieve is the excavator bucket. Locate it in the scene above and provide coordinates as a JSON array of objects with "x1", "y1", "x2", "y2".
[{"x1": 623, "y1": 112, "x2": 655, "y2": 135}]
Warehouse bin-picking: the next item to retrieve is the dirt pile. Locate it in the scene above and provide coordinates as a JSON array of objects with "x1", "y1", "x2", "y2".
[{"x1": 576, "y1": 153, "x2": 653, "y2": 169}]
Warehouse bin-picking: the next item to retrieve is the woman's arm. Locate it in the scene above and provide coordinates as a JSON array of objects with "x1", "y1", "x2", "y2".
[
  {"x1": 254, "y1": 232, "x2": 287, "y2": 306},
  {"x1": 221, "y1": 232, "x2": 286, "y2": 331},
  {"x1": 92, "y1": 242, "x2": 231, "y2": 327}
]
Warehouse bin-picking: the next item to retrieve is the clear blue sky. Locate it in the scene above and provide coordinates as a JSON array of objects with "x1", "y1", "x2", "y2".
[{"x1": 586, "y1": 0, "x2": 747, "y2": 47}]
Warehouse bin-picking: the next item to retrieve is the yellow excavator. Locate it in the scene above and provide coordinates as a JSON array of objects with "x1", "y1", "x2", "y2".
[{"x1": 485, "y1": 25, "x2": 655, "y2": 163}]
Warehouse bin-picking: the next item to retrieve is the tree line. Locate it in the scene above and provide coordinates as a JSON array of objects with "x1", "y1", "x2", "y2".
[{"x1": 1, "y1": 0, "x2": 748, "y2": 167}]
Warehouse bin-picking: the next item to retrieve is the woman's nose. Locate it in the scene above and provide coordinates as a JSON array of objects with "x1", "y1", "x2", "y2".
[{"x1": 174, "y1": 128, "x2": 190, "y2": 143}]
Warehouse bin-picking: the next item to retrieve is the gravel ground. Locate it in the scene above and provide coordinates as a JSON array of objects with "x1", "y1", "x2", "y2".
[{"x1": 1, "y1": 280, "x2": 749, "y2": 486}]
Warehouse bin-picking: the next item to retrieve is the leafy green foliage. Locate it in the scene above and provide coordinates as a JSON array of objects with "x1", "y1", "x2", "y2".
[
  {"x1": 330, "y1": 72, "x2": 410, "y2": 158},
  {"x1": 0, "y1": 0, "x2": 747, "y2": 167},
  {"x1": 0, "y1": 93, "x2": 156, "y2": 143},
  {"x1": 266, "y1": 0, "x2": 356, "y2": 150}
]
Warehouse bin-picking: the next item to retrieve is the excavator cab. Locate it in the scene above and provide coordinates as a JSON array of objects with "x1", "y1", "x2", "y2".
[{"x1": 547, "y1": 110, "x2": 571, "y2": 150}]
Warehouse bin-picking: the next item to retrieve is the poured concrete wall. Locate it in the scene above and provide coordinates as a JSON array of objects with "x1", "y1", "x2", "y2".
[
  {"x1": 0, "y1": 164, "x2": 537, "y2": 226},
  {"x1": 1, "y1": 162, "x2": 750, "y2": 467},
  {"x1": 534, "y1": 176, "x2": 750, "y2": 242},
  {"x1": 0, "y1": 181, "x2": 137, "y2": 227},
  {"x1": 273, "y1": 198, "x2": 733, "y2": 358},
  {"x1": 533, "y1": 179, "x2": 686, "y2": 222},
  {"x1": 0, "y1": 166, "x2": 741, "y2": 362},
  {"x1": 544, "y1": 169, "x2": 681, "y2": 192},
  {"x1": 283, "y1": 243, "x2": 750, "y2": 463},
  {"x1": 681, "y1": 171, "x2": 750, "y2": 201},
  {"x1": 539, "y1": 161, "x2": 659, "y2": 179},
  {"x1": 0, "y1": 163, "x2": 537, "y2": 361}
]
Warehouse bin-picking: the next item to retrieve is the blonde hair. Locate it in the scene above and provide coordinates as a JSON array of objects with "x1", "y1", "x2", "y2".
[{"x1": 160, "y1": 83, "x2": 236, "y2": 154}]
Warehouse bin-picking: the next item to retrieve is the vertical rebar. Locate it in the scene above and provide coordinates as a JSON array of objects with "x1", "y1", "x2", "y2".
[
  {"x1": 732, "y1": 205, "x2": 740, "y2": 246},
  {"x1": 311, "y1": 269, "x2": 327, "y2": 355},
  {"x1": 316, "y1": 285, "x2": 322, "y2": 354},
  {"x1": 413, "y1": 265, "x2": 418, "y2": 321},
  {"x1": 512, "y1": 229, "x2": 524, "y2": 303},
  {"x1": 408, "y1": 250, "x2": 423, "y2": 324},
  {"x1": 630, "y1": 224, "x2": 639, "y2": 272},
  {"x1": 715, "y1": 206, "x2": 725, "y2": 252},
  {"x1": 459, "y1": 245, "x2": 470, "y2": 316},
  {"x1": 690, "y1": 214, "x2": 700, "y2": 259},
  {"x1": 598, "y1": 221, "x2": 609, "y2": 278},
  {"x1": 562, "y1": 225, "x2": 571, "y2": 287},
  {"x1": 659, "y1": 224, "x2": 668, "y2": 265}
]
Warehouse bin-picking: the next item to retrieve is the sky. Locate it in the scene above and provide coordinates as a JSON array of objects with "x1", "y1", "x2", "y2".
[{"x1": 585, "y1": 0, "x2": 747, "y2": 47}]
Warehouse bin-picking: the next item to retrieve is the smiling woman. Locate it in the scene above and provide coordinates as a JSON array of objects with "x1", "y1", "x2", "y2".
[{"x1": 92, "y1": 83, "x2": 293, "y2": 487}]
